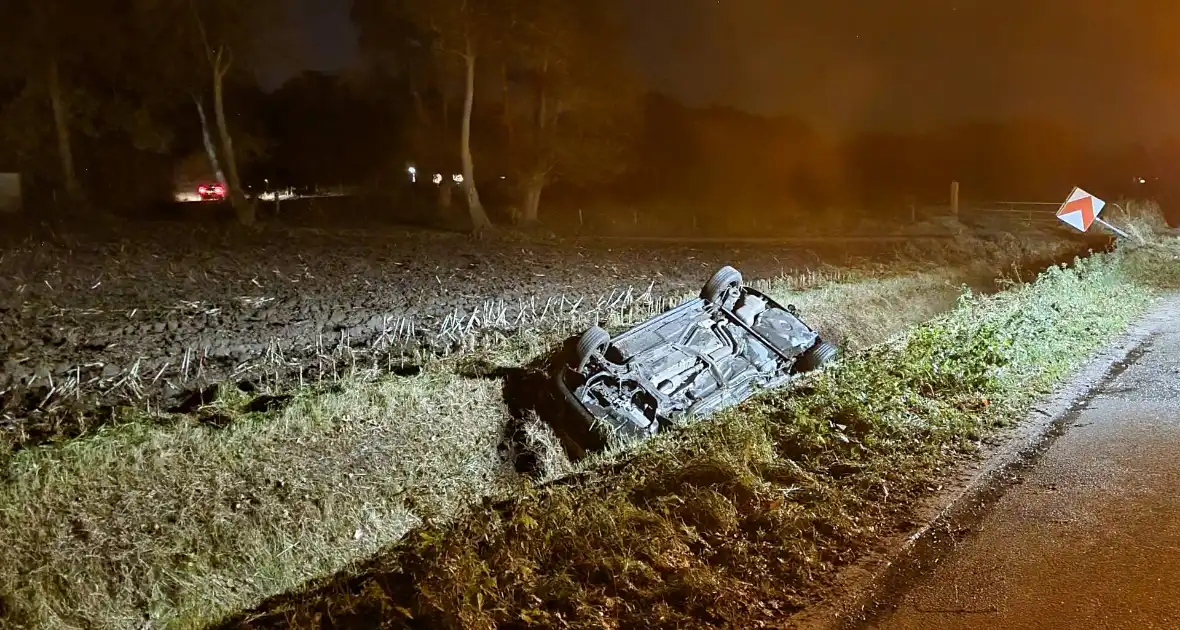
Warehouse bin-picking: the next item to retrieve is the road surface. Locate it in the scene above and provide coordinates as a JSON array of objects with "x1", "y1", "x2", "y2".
[{"x1": 869, "y1": 302, "x2": 1180, "y2": 630}]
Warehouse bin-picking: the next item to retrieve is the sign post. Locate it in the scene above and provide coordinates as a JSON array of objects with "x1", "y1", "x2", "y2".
[
  {"x1": 1092, "y1": 216, "x2": 1129, "y2": 238},
  {"x1": 1056, "y1": 187, "x2": 1129, "y2": 238}
]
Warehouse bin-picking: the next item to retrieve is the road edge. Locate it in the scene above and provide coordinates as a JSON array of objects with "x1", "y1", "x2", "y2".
[{"x1": 789, "y1": 294, "x2": 1179, "y2": 630}]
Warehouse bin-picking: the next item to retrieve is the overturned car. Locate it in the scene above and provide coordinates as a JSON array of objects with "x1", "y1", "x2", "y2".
[{"x1": 553, "y1": 266, "x2": 838, "y2": 453}]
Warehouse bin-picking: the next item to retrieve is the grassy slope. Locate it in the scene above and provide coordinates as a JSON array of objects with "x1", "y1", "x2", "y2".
[
  {"x1": 216, "y1": 237, "x2": 1179, "y2": 629},
  {"x1": 0, "y1": 235, "x2": 1097, "y2": 629}
]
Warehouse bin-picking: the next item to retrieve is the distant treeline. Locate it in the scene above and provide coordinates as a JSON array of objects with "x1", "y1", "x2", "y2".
[
  {"x1": 1, "y1": 0, "x2": 1176, "y2": 229},
  {"x1": 5, "y1": 69, "x2": 1175, "y2": 226}
]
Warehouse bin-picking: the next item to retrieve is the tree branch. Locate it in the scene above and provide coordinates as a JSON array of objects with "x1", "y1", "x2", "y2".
[{"x1": 187, "y1": 0, "x2": 215, "y2": 66}]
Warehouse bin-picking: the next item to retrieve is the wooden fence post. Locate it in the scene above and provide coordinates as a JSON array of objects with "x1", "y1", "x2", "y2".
[{"x1": 950, "y1": 181, "x2": 960, "y2": 217}]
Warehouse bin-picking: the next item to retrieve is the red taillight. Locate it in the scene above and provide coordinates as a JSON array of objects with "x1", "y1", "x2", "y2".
[{"x1": 198, "y1": 185, "x2": 208, "y2": 194}]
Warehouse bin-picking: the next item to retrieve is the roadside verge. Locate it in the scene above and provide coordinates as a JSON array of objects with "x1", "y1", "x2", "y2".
[
  {"x1": 792, "y1": 294, "x2": 1180, "y2": 630},
  {"x1": 0, "y1": 238, "x2": 1082, "y2": 630},
  {"x1": 207, "y1": 236, "x2": 1179, "y2": 629}
]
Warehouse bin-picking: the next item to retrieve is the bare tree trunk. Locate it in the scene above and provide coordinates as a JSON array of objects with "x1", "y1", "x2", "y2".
[
  {"x1": 522, "y1": 176, "x2": 544, "y2": 224},
  {"x1": 193, "y1": 96, "x2": 225, "y2": 183},
  {"x1": 502, "y1": 62, "x2": 514, "y2": 144},
  {"x1": 46, "y1": 54, "x2": 81, "y2": 202},
  {"x1": 410, "y1": 84, "x2": 431, "y2": 127},
  {"x1": 536, "y1": 60, "x2": 549, "y2": 131},
  {"x1": 411, "y1": 85, "x2": 453, "y2": 214},
  {"x1": 515, "y1": 61, "x2": 551, "y2": 228},
  {"x1": 460, "y1": 49, "x2": 491, "y2": 233},
  {"x1": 212, "y1": 70, "x2": 253, "y2": 226}
]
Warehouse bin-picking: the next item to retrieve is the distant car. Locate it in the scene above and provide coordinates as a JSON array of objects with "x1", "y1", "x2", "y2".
[
  {"x1": 197, "y1": 183, "x2": 227, "y2": 201},
  {"x1": 553, "y1": 266, "x2": 839, "y2": 453}
]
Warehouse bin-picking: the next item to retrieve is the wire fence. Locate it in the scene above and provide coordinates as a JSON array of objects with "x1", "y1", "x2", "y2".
[{"x1": 919, "y1": 200, "x2": 1067, "y2": 231}]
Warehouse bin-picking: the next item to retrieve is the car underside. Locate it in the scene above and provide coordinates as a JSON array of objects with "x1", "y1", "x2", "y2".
[{"x1": 554, "y1": 266, "x2": 839, "y2": 452}]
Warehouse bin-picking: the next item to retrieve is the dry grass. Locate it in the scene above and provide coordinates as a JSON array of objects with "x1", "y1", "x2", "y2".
[
  {"x1": 1106, "y1": 198, "x2": 1173, "y2": 243},
  {"x1": 1105, "y1": 200, "x2": 1180, "y2": 289},
  {"x1": 0, "y1": 233, "x2": 1093, "y2": 629},
  {"x1": 0, "y1": 370, "x2": 514, "y2": 629}
]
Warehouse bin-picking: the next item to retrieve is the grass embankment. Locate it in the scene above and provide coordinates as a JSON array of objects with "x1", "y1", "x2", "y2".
[
  {"x1": 0, "y1": 233, "x2": 1105, "y2": 629},
  {"x1": 211, "y1": 235, "x2": 1178, "y2": 628}
]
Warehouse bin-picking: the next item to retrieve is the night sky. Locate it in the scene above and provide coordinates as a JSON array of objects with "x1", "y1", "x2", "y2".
[
  {"x1": 283, "y1": 0, "x2": 359, "y2": 78},
  {"x1": 289, "y1": 0, "x2": 1180, "y2": 144}
]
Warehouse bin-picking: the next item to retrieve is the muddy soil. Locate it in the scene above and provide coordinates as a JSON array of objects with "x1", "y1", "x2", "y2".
[{"x1": 2, "y1": 219, "x2": 939, "y2": 438}]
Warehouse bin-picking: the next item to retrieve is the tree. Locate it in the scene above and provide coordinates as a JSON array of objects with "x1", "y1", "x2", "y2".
[
  {"x1": 352, "y1": 0, "x2": 637, "y2": 231},
  {"x1": 352, "y1": 0, "x2": 460, "y2": 210},
  {"x1": 396, "y1": 0, "x2": 506, "y2": 233},
  {"x1": 498, "y1": 0, "x2": 639, "y2": 225},
  {"x1": 132, "y1": 0, "x2": 294, "y2": 226},
  {"x1": 0, "y1": 1, "x2": 189, "y2": 208},
  {"x1": 0, "y1": 0, "x2": 104, "y2": 204}
]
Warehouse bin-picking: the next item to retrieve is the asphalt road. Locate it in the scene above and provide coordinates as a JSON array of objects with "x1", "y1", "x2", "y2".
[{"x1": 870, "y1": 303, "x2": 1180, "y2": 630}]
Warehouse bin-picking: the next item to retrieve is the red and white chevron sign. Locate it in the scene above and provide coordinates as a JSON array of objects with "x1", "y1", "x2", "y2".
[{"x1": 1056, "y1": 187, "x2": 1105, "y2": 232}]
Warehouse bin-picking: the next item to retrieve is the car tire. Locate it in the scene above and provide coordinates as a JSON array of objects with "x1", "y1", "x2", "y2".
[
  {"x1": 794, "y1": 338, "x2": 839, "y2": 373},
  {"x1": 575, "y1": 325, "x2": 611, "y2": 369},
  {"x1": 550, "y1": 365, "x2": 604, "y2": 457},
  {"x1": 702, "y1": 266, "x2": 743, "y2": 304}
]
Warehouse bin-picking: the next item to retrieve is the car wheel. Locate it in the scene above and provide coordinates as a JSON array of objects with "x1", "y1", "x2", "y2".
[
  {"x1": 702, "y1": 266, "x2": 743, "y2": 304},
  {"x1": 575, "y1": 325, "x2": 611, "y2": 369},
  {"x1": 794, "y1": 338, "x2": 839, "y2": 373}
]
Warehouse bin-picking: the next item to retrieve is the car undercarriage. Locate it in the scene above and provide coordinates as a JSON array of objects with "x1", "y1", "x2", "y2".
[{"x1": 554, "y1": 266, "x2": 839, "y2": 450}]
